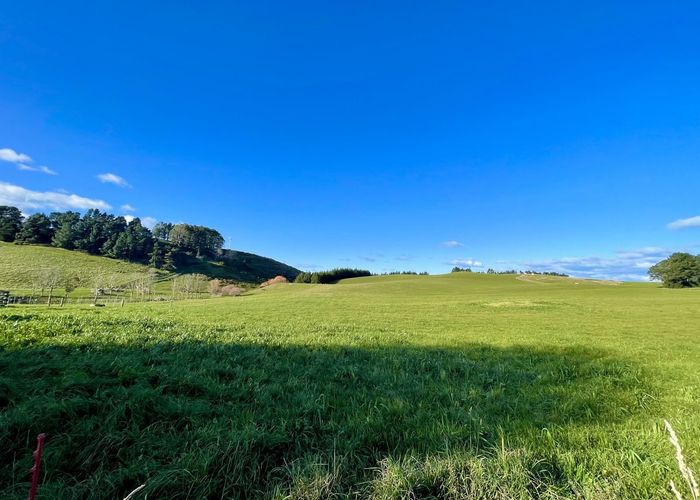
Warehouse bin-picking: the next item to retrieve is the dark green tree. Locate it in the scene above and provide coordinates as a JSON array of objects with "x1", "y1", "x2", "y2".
[
  {"x1": 0, "y1": 206, "x2": 23, "y2": 242},
  {"x1": 110, "y1": 218, "x2": 153, "y2": 262},
  {"x1": 152, "y1": 222, "x2": 174, "y2": 241},
  {"x1": 50, "y1": 211, "x2": 81, "y2": 249},
  {"x1": 162, "y1": 250, "x2": 176, "y2": 272},
  {"x1": 649, "y1": 253, "x2": 700, "y2": 288},
  {"x1": 149, "y1": 240, "x2": 165, "y2": 268},
  {"x1": 16, "y1": 213, "x2": 54, "y2": 244},
  {"x1": 170, "y1": 224, "x2": 224, "y2": 257}
]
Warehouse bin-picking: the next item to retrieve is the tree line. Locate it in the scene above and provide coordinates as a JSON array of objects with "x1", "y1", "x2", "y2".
[
  {"x1": 451, "y1": 266, "x2": 568, "y2": 276},
  {"x1": 294, "y1": 268, "x2": 372, "y2": 284},
  {"x1": 0, "y1": 205, "x2": 224, "y2": 269}
]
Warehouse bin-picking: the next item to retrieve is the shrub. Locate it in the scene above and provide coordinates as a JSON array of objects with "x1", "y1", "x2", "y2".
[{"x1": 220, "y1": 284, "x2": 243, "y2": 296}]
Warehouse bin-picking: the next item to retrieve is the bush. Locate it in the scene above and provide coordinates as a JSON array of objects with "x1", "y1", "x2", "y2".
[{"x1": 220, "y1": 284, "x2": 243, "y2": 296}]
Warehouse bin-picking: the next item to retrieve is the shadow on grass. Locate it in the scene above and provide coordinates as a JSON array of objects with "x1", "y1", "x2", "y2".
[{"x1": 0, "y1": 340, "x2": 650, "y2": 498}]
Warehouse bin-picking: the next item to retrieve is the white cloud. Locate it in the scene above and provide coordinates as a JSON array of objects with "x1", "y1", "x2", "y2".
[
  {"x1": 120, "y1": 203, "x2": 136, "y2": 212},
  {"x1": 517, "y1": 247, "x2": 672, "y2": 282},
  {"x1": 17, "y1": 164, "x2": 57, "y2": 175},
  {"x1": 0, "y1": 181, "x2": 111, "y2": 211},
  {"x1": 98, "y1": 173, "x2": 131, "y2": 188},
  {"x1": 668, "y1": 216, "x2": 700, "y2": 230},
  {"x1": 442, "y1": 240, "x2": 464, "y2": 248},
  {"x1": 449, "y1": 258, "x2": 483, "y2": 267},
  {"x1": 0, "y1": 148, "x2": 32, "y2": 163},
  {"x1": 141, "y1": 216, "x2": 157, "y2": 229},
  {"x1": 122, "y1": 215, "x2": 156, "y2": 229}
]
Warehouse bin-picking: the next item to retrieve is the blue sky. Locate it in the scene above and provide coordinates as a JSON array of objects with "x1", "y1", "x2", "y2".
[{"x1": 1, "y1": 1, "x2": 700, "y2": 280}]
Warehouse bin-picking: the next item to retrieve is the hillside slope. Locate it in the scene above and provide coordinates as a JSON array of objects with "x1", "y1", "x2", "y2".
[
  {"x1": 0, "y1": 242, "x2": 153, "y2": 288},
  {"x1": 0, "y1": 242, "x2": 300, "y2": 289},
  {"x1": 177, "y1": 249, "x2": 299, "y2": 283}
]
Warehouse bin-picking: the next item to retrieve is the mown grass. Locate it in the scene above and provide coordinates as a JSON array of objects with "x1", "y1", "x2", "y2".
[{"x1": 1, "y1": 273, "x2": 699, "y2": 498}]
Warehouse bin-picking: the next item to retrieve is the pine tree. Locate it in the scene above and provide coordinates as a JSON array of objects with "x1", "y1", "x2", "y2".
[
  {"x1": 162, "y1": 250, "x2": 176, "y2": 272},
  {"x1": 0, "y1": 206, "x2": 23, "y2": 242},
  {"x1": 149, "y1": 241, "x2": 164, "y2": 268},
  {"x1": 16, "y1": 214, "x2": 53, "y2": 244}
]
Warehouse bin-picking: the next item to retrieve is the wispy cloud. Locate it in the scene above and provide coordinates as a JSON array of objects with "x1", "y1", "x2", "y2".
[
  {"x1": 442, "y1": 240, "x2": 464, "y2": 248},
  {"x1": 449, "y1": 258, "x2": 483, "y2": 267},
  {"x1": 123, "y1": 215, "x2": 157, "y2": 229},
  {"x1": 0, "y1": 148, "x2": 32, "y2": 163},
  {"x1": 121, "y1": 203, "x2": 136, "y2": 212},
  {"x1": 98, "y1": 173, "x2": 131, "y2": 188},
  {"x1": 360, "y1": 253, "x2": 385, "y2": 263},
  {"x1": 668, "y1": 216, "x2": 700, "y2": 230},
  {"x1": 518, "y1": 247, "x2": 672, "y2": 282},
  {"x1": 297, "y1": 263, "x2": 324, "y2": 271},
  {"x1": 0, "y1": 181, "x2": 111, "y2": 211},
  {"x1": 141, "y1": 216, "x2": 157, "y2": 229},
  {"x1": 1, "y1": 148, "x2": 57, "y2": 175},
  {"x1": 17, "y1": 164, "x2": 57, "y2": 175},
  {"x1": 395, "y1": 254, "x2": 414, "y2": 261}
]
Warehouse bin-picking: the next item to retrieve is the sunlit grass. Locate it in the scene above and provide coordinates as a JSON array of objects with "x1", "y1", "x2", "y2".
[{"x1": 1, "y1": 273, "x2": 699, "y2": 498}]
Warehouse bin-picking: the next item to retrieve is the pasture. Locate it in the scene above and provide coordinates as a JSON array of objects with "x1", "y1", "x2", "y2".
[{"x1": 1, "y1": 273, "x2": 699, "y2": 498}]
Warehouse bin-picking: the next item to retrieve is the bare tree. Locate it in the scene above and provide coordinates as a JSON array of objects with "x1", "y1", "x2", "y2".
[
  {"x1": 208, "y1": 279, "x2": 222, "y2": 296},
  {"x1": 134, "y1": 274, "x2": 154, "y2": 299},
  {"x1": 172, "y1": 274, "x2": 208, "y2": 299},
  {"x1": 36, "y1": 268, "x2": 62, "y2": 306}
]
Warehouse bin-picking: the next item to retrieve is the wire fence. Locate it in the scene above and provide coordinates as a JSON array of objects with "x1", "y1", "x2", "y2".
[{"x1": 1, "y1": 292, "x2": 210, "y2": 307}]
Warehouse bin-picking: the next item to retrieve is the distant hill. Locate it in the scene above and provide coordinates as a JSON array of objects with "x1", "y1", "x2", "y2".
[
  {"x1": 0, "y1": 242, "x2": 300, "y2": 290},
  {"x1": 177, "y1": 249, "x2": 300, "y2": 283}
]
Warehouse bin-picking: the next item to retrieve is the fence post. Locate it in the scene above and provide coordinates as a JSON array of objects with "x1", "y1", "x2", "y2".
[{"x1": 28, "y1": 433, "x2": 47, "y2": 500}]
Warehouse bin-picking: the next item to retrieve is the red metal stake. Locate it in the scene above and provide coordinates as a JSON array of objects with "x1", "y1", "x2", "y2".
[{"x1": 28, "y1": 433, "x2": 47, "y2": 500}]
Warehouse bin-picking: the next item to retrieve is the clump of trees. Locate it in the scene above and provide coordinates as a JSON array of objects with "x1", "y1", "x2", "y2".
[
  {"x1": 649, "y1": 253, "x2": 700, "y2": 288},
  {"x1": 0, "y1": 205, "x2": 224, "y2": 270},
  {"x1": 451, "y1": 267, "x2": 473, "y2": 273},
  {"x1": 294, "y1": 268, "x2": 372, "y2": 284}
]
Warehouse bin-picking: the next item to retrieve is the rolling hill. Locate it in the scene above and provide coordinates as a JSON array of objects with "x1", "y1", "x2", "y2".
[{"x1": 0, "y1": 242, "x2": 300, "y2": 290}]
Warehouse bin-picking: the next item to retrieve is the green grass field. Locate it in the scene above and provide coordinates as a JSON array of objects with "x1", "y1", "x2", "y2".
[
  {"x1": 0, "y1": 243, "x2": 299, "y2": 301},
  {"x1": 0, "y1": 242, "x2": 153, "y2": 291},
  {"x1": 1, "y1": 273, "x2": 699, "y2": 498}
]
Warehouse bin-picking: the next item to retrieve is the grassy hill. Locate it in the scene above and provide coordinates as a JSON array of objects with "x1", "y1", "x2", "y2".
[
  {"x1": 2, "y1": 272, "x2": 699, "y2": 497},
  {"x1": 0, "y1": 242, "x2": 154, "y2": 289},
  {"x1": 179, "y1": 248, "x2": 300, "y2": 283},
  {"x1": 0, "y1": 242, "x2": 300, "y2": 292}
]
